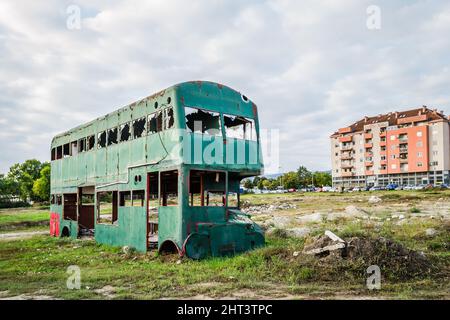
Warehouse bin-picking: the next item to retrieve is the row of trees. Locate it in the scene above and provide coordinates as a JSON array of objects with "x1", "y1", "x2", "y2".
[
  {"x1": 243, "y1": 166, "x2": 332, "y2": 190},
  {"x1": 0, "y1": 159, "x2": 50, "y2": 206}
]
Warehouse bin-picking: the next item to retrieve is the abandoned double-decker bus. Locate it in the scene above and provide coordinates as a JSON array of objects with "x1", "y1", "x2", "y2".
[{"x1": 49, "y1": 81, "x2": 264, "y2": 259}]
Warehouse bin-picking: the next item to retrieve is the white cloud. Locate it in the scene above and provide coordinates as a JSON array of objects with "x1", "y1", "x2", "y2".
[{"x1": 0, "y1": 0, "x2": 449, "y2": 173}]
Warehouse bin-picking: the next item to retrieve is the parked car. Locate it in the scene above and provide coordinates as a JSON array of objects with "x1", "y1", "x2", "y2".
[
  {"x1": 352, "y1": 187, "x2": 362, "y2": 192},
  {"x1": 322, "y1": 186, "x2": 333, "y2": 192},
  {"x1": 369, "y1": 186, "x2": 384, "y2": 191},
  {"x1": 386, "y1": 183, "x2": 398, "y2": 191},
  {"x1": 414, "y1": 184, "x2": 426, "y2": 190},
  {"x1": 288, "y1": 188, "x2": 297, "y2": 193},
  {"x1": 403, "y1": 185, "x2": 414, "y2": 190}
]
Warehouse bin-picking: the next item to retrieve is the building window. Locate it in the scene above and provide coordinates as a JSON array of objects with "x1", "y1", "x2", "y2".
[
  {"x1": 416, "y1": 131, "x2": 422, "y2": 137},
  {"x1": 390, "y1": 135, "x2": 396, "y2": 141},
  {"x1": 417, "y1": 162, "x2": 423, "y2": 167},
  {"x1": 417, "y1": 152, "x2": 423, "y2": 158},
  {"x1": 391, "y1": 164, "x2": 397, "y2": 169},
  {"x1": 416, "y1": 141, "x2": 423, "y2": 147}
]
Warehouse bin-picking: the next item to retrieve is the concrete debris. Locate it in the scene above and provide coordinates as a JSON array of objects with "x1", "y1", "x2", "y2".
[
  {"x1": 296, "y1": 212, "x2": 323, "y2": 224},
  {"x1": 286, "y1": 227, "x2": 311, "y2": 238},
  {"x1": 368, "y1": 196, "x2": 382, "y2": 204},
  {"x1": 303, "y1": 230, "x2": 347, "y2": 255},
  {"x1": 242, "y1": 203, "x2": 297, "y2": 215},
  {"x1": 325, "y1": 230, "x2": 345, "y2": 243},
  {"x1": 425, "y1": 228, "x2": 437, "y2": 237},
  {"x1": 293, "y1": 251, "x2": 300, "y2": 257},
  {"x1": 271, "y1": 216, "x2": 293, "y2": 228}
]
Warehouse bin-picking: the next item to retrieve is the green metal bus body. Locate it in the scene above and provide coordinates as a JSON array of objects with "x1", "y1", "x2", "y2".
[{"x1": 49, "y1": 81, "x2": 265, "y2": 259}]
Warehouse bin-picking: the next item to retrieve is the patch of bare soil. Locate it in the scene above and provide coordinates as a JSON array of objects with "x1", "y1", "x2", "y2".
[{"x1": 0, "y1": 230, "x2": 48, "y2": 241}]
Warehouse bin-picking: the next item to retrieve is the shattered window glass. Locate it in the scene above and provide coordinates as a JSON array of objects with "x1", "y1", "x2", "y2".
[
  {"x1": 107, "y1": 127, "x2": 118, "y2": 146},
  {"x1": 148, "y1": 113, "x2": 158, "y2": 134},
  {"x1": 119, "y1": 123, "x2": 131, "y2": 142},
  {"x1": 224, "y1": 115, "x2": 256, "y2": 141},
  {"x1": 87, "y1": 135, "x2": 95, "y2": 150},
  {"x1": 98, "y1": 131, "x2": 106, "y2": 148},
  {"x1": 78, "y1": 138, "x2": 86, "y2": 152},
  {"x1": 185, "y1": 107, "x2": 222, "y2": 136},
  {"x1": 133, "y1": 117, "x2": 146, "y2": 138},
  {"x1": 163, "y1": 107, "x2": 175, "y2": 130}
]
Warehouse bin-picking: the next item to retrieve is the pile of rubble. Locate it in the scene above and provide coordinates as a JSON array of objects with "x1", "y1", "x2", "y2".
[
  {"x1": 242, "y1": 203, "x2": 297, "y2": 215},
  {"x1": 301, "y1": 230, "x2": 433, "y2": 278}
]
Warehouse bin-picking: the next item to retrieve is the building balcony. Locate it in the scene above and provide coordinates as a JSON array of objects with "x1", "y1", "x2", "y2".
[
  {"x1": 338, "y1": 127, "x2": 352, "y2": 134},
  {"x1": 399, "y1": 137, "x2": 408, "y2": 143},
  {"x1": 365, "y1": 170, "x2": 374, "y2": 176},
  {"x1": 380, "y1": 141, "x2": 386, "y2": 147},
  {"x1": 399, "y1": 158, "x2": 408, "y2": 163},
  {"x1": 364, "y1": 152, "x2": 373, "y2": 158},
  {"x1": 340, "y1": 146, "x2": 353, "y2": 152},
  {"x1": 380, "y1": 131, "x2": 386, "y2": 137},
  {"x1": 339, "y1": 135, "x2": 353, "y2": 143},
  {"x1": 340, "y1": 155, "x2": 353, "y2": 160},
  {"x1": 365, "y1": 161, "x2": 373, "y2": 167},
  {"x1": 342, "y1": 172, "x2": 354, "y2": 177},
  {"x1": 380, "y1": 160, "x2": 387, "y2": 165},
  {"x1": 341, "y1": 164, "x2": 354, "y2": 169},
  {"x1": 364, "y1": 143, "x2": 373, "y2": 149},
  {"x1": 379, "y1": 169, "x2": 387, "y2": 174},
  {"x1": 399, "y1": 148, "x2": 408, "y2": 153},
  {"x1": 364, "y1": 133, "x2": 373, "y2": 139}
]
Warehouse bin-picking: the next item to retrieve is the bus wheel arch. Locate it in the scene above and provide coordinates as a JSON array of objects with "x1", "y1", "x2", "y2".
[
  {"x1": 158, "y1": 240, "x2": 180, "y2": 255},
  {"x1": 61, "y1": 226, "x2": 70, "y2": 237}
]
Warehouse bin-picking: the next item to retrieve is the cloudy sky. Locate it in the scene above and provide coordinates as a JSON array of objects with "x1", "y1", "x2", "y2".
[{"x1": 0, "y1": 0, "x2": 449, "y2": 174}]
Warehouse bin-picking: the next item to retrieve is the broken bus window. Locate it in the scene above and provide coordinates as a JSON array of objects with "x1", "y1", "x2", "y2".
[
  {"x1": 133, "y1": 117, "x2": 146, "y2": 138},
  {"x1": 87, "y1": 135, "x2": 95, "y2": 150},
  {"x1": 223, "y1": 115, "x2": 257, "y2": 140},
  {"x1": 63, "y1": 143, "x2": 70, "y2": 158},
  {"x1": 78, "y1": 138, "x2": 86, "y2": 152},
  {"x1": 119, "y1": 123, "x2": 131, "y2": 142},
  {"x1": 107, "y1": 127, "x2": 118, "y2": 146},
  {"x1": 163, "y1": 107, "x2": 175, "y2": 130},
  {"x1": 185, "y1": 107, "x2": 221, "y2": 136},
  {"x1": 98, "y1": 131, "x2": 106, "y2": 148}
]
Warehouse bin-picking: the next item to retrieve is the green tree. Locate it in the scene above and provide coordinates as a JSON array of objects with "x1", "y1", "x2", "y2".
[
  {"x1": 32, "y1": 163, "x2": 51, "y2": 201},
  {"x1": 243, "y1": 179, "x2": 253, "y2": 189},
  {"x1": 257, "y1": 177, "x2": 267, "y2": 190},
  {"x1": 297, "y1": 166, "x2": 312, "y2": 187},
  {"x1": 282, "y1": 171, "x2": 299, "y2": 189},
  {"x1": 313, "y1": 171, "x2": 332, "y2": 187},
  {"x1": 7, "y1": 159, "x2": 44, "y2": 201}
]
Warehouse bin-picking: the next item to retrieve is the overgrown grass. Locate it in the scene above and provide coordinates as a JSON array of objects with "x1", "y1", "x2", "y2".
[{"x1": 0, "y1": 208, "x2": 49, "y2": 232}]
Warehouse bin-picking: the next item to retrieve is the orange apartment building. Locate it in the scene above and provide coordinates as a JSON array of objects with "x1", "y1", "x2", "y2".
[{"x1": 330, "y1": 106, "x2": 450, "y2": 188}]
